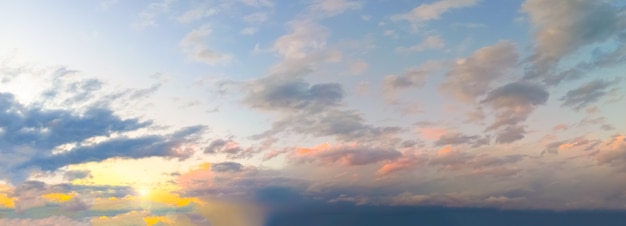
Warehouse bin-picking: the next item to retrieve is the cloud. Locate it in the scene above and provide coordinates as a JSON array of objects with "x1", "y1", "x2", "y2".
[
  {"x1": 0, "y1": 216, "x2": 89, "y2": 226},
  {"x1": 132, "y1": 0, "x2": 174, "y2": 29},
  {"x1": 239, "y1": 0, "x2": 273, "y2": 8},
  {"x1": 376, "y1": 153, "x2": 427, "y2": 176},
  {"x1": 440, "y1": 41, "x2": 519, "y2": 103},
  {"x1": 542, "y1": 136, "x2": 600, "y2": 154},
  {"x1": 244, "y1": 12, "x2": 269, "y2": 23},
  {"x1": 19, "y1": 125, "x2": 207, "y2": 172},
  {"x1": 480, "y1": 82, "x2": 549, "y2": 143},
  {"x1": 494, "y1": 126, "x2": 526, "y2": 144},
  {"x1": 595, "y1": 135, "x2": 626, "y2": 166},
  {"x1": 289, "y1": 143, "x2": 402, "y2": 166},
  {"x1": 211, "y1": 162, "x2": 244, "y2": 172},
  {"x1": 383, "y1": 61, "x2": 442, "y2": 101},
  {"x1": 430, "y1": 146, "x2": 524, "y2": 173},
  {"x1": 434, "y1": 132, "x2": 490, "y2": 147},
  {"x1": 244, "y1": 77, "x2": 343, "y2": 113},
  {"x1": 272, "y1": 20, "x2": 330, "y2": 60},
  {"x1": 391, "y1": 0, "x2": 479, "y2": 28},
  {"x1": 348, "y1": 60, "x2": 368, "y2": 75},
  {"x1": 177, "y1": 6, "x2": 220, "y2": 23},
  {"x1": 63, "y1": 170, "x2": 92, "y2": 181},
  {"x1": 0, "y1": 92, "x2": 209, "y2": 181},
  {"x1": 522, "y1": 0, "x2": 626, "y2": 82},
  {"x1": 396, "y1": 36, "x2": 445, "y2": 52},
  {"x1": 238, "y1": 19, "x2": 400, "y2": 145},
  {"x1": 179, "y1": 25, "x2": 233, "y2": 65},
  {"x1": 561, "y1": 78, "x2": 620, "y2": 110},
  {"x1": 309, "y1": 0, "x2": 362, "y2": 16},
  {"x1": 204, "y1": 139, "x2": 257, "y2": 159},
  {"x1": 176, "y1": 163, "x2": 307, "y2": 201}
]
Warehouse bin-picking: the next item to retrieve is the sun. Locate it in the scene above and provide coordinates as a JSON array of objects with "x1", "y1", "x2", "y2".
[{"x1": 139, "y1": 188, "x2": 149, "y2": 197}]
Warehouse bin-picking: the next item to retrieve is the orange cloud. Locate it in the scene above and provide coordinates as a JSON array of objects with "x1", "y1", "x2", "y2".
[
  {"x1": 0, "y1": 193, "x2": 14, "y2": 208},
  {"x1": 438, "y1": 146, "x2": 452, "y2": 155},
  {"x1": 144, "y1": 216, "x2": 172, "y2": 226},
  {"x1": 377, "y1": 157, "x2": 421, "y2": 176},
  {"x1": 297, "y1": 143, "x2": 330, "y2": 155},
  {"x1": 42, "y1": 193, "x2": 74, "y2": 202}
]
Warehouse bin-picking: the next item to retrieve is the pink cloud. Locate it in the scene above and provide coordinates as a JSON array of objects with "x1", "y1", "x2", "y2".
[
  {"x1": 376, "y1": 154, "x2": 426, "y2": 176},
  {"x1": 419, "y1": 127, "x2": 448, "y2": 140}
]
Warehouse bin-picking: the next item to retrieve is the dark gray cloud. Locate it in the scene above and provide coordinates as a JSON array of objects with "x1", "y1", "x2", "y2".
[
  {"x1": 242, "y1": 74, "x2": 399, "y2": 144},
  {"x1": 203, "y1": 138, "x2": 258, "y2": 159},
  {"x1": 561, "y1": 79, "x2": 620, "y2": 110},
  {"x1": 481, "y1": 82, "x2": 548, "y2": 143},
  {"x1": 495, "y1": 126, "x2": 526, "y2": 144},
  {"x1": 211, "y1": 162, "x2": 243, "y2": 172},
  {"x1": 244, "y1": 76, "x2": 343, "y2": 113},
  {"x1": 63, "y1": 170, "x2": 92, "y2": 181},
  {"x1": 252, "y1": 109, "x2": 402, "y2": 143},
  {"x1": 19, "y1": 125, "x2": 206, "y2": 171},
  {"x1": 482, "y1": 82, "x2": 549, "y2": 108},
  {"x1": 434, "y1": 132, "x2": 490, "y2": 147},
  {"x1": 383, "y1": 65, "x2": 435, "y2": 100}
]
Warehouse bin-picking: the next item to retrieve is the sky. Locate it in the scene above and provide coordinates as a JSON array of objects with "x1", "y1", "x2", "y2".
[{"x1": 0, "y1": 0, "x2": 625, "y2": 225}]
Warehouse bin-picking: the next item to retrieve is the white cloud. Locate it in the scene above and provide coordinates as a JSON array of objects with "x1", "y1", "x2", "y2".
[
  {"x1": 391, "y1": 0, "x2": 479, "y2": 28},
  {"x1": 177, "y1": 7, "x2": 220, "y2": 23},
  {"x1": 244, "y1": 12, "x2": 269, "y2": 23},
  {"x1": 179, "y1": 25, "x2": 232, "y2": 65},
  {"x1": 397, "y1": 35, "x2": 445, "y2": 52},
  {"x1": 131, "y1": 0, "x2": 175, "y2": 29}
]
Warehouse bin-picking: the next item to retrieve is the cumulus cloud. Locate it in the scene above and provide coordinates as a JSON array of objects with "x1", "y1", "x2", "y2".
[
  {"x1": 480, "y1": 82, "x2": 549, "y2": 143},
  {"x1": 383, "y1": 61, "x2": 443, "y2": 99},
  {"x1": 440, "y1": 41, "x2": 519, "y2": 103},
  {"x1": 522, "y1": 0, "x2": 626, "y2": 83},
  {"x1": 244, "y1": 77, "x2": 343, "y2": 113}
]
